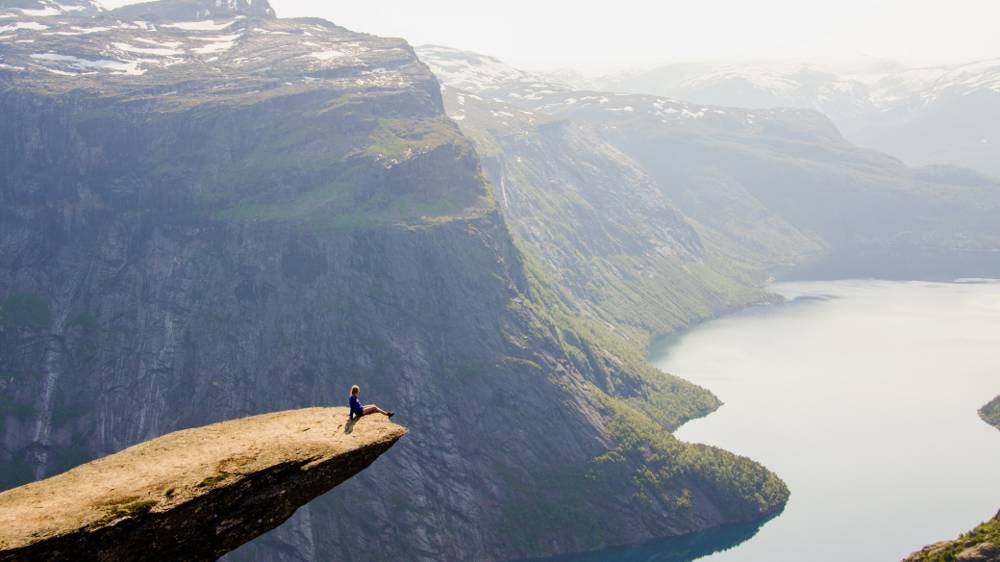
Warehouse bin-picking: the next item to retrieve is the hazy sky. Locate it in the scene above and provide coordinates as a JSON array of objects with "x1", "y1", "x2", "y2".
[{"x1": 103, "y1": 0, "x2": 1000, "y2": 74}]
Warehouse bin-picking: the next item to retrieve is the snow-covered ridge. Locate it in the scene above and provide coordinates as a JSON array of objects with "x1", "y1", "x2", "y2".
[
  {"x1": 590, "y1": 58, "x2": 1000, "y2": 114},
  {"x1": 0, "y1": 0, "x2": 421, "y2": 94},
  {"x1": 416, "y1": 44, "x2": 572, "y2": 96},
  {"x1": 574, "y1": 57, "x2": 1000, "y2": 175},
  {"x1": 873, "y1": 59, "x2": 1000, "y2": 102},
  {"x1": 1, "y1": 16, "x2": 253, "y2": 76},
  {"x1": 419, "y1": 44, "x2": 823, "y2": 133}
]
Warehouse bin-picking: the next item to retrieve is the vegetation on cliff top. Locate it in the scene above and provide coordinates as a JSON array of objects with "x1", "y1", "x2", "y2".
[
  {"x1": 214, "y1": 115, "x2": 494, "y2": 230},
  {"x1": 488, "y1": 248, "x2": 788, "y2": 551}
]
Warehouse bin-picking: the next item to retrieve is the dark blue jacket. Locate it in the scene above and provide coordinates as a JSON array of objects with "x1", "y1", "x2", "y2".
[{"x1": 349, "y1": 395, "x2": 363, "y2": 420}]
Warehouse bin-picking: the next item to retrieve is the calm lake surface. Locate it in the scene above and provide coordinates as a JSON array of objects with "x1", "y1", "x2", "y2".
[{"x1": 557, "y1": 279, "x2": 1000, "y2": 562}]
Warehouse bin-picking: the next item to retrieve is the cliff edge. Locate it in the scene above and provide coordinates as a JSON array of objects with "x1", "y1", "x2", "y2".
[{"x1": 0, "y1": 408, "x2": 406, "y2": 561}]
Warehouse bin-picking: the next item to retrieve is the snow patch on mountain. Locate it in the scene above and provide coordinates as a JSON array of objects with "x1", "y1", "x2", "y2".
[
  {"x1": 163, "y1": 19, "x2": 235, "y2": 31},
  {"x1": 683, "y1": 67, "x2": 804, "y2": 98},
  {"x1": 309, "y1": 49, "x2": 345, "y2": 61},
  {"x1": 190, "y1": 32, "x2": 239, "y2": 54},
  {"x1": 111, "y1": 41, "x2": 180, "y2": 56},
  {"x1": 30, "y1": 51, "x2": 143, "y2": 74},
  {"x1": 416, "y1": 44, "x2": 572, "y2": 97},
  {"x1": 0, "y1": 21, "x2": 49, "y2": 32}
]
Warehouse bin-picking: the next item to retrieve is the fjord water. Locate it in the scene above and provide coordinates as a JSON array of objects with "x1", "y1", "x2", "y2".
[
  {"x1": 660, "y1": 279, "x2": 1000, "y2": 561},
  {"x1": 554, "y1": 279, "x2": 1000, "y2": 562}
]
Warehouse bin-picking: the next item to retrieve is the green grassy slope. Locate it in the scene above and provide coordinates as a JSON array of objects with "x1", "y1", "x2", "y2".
[{"x1": 442, "y1": 89, "x2": 808, "y2": 350}]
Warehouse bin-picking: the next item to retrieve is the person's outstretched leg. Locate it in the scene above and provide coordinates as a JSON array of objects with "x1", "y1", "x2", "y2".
[{"x1": 363, "y1": 404, "x2": 394, "y2": 417}]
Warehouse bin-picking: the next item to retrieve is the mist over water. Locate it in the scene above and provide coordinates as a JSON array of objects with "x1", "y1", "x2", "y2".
[{"x1": 649, "y1": 279, "x2": 1000, "y2": 562}]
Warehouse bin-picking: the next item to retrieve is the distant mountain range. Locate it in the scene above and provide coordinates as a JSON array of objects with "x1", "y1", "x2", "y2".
[
  {"x1": 417, "y1": 45, "x2": 1000, "y2": 280},
  {"x1": 557, "y1": 58, "x2": 1000, "y2": 178}
]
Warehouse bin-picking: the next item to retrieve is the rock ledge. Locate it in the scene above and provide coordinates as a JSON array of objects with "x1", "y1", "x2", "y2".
[{"x1": 0, "y1": 407, "x2": 406, "y2": 561}]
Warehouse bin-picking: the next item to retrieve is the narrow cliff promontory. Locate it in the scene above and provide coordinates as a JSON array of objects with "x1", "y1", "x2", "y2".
[{"x1": 0, "y1": 408, "x2": 405, "y2": 562}]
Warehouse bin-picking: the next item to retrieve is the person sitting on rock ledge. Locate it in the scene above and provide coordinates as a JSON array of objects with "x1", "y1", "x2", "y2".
[{"x1": 349, "y1": 385, "x2": 395, "y2": 421}]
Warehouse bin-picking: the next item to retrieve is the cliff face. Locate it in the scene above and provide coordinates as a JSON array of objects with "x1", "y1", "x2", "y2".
[
  {"x1": 0, "y1": 407, "x2": 406, "y2": 562},
  {"x1": 0, "y1": 1, "x2": 786, "y2": 560},
  {"x1": 432, "y1": 85, "x2": 799, "y2": 345}
]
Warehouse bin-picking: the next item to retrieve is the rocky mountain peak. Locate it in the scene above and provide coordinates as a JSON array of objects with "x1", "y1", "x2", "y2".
[
  {"x1": 110, "y1": 0, "x2": 275, "y2": 21},
  {"x1": 0, "y1": 0, "x2": 101, "y2": 16}
]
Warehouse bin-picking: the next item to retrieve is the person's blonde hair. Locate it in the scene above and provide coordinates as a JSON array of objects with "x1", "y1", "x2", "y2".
[{"x1": 350, "y1": 385, "x2": 360, "y2": 395}]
